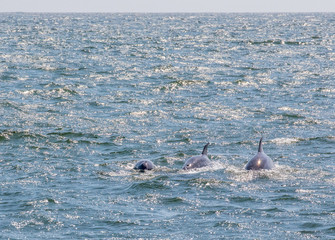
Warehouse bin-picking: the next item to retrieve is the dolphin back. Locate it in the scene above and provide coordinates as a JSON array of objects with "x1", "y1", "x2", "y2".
[
  {"x1": 245, "y1": 137, "x2": 274, "y2": 170},
  {"x1": 245, "y1": 152, "x2": 274, "y2": 170}
]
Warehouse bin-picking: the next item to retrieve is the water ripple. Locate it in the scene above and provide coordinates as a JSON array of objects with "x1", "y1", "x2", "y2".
[{"x1": 1, "y1": 13, "x2": 335, "y2": 240}]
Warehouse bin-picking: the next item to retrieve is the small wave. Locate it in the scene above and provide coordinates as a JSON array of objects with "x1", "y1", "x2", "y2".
[
  {"x1": 281, "y1": 113, "x2": 305, "y2": 119},
  {"x1": 128, "y1": 178, "x2": 170, "y2": 191},
  {"x1": 271, "y1": 136, "x2": 335, "y2": 145},
  {"x1": 278, "y1": 106, "x2": 302, "y2": 112},
  {"x1": 285, "y1": 41, "x2": 304, "y2": 45},
  {"x1": 187, "y1": 177, "x2": 224, "y2": 189},
  {"x1": 157, "y1": 79, "x2": 209, "y2": 92},
  {"x1": 11, "y1": 215, "x2": 63, "y2": 230},
  {"x1": 248, "y1": 39, "x2": 284, "y2": 45},
  {"x1": 312, "y1": 87, "x2": 335, "y2": 94},
  {"x1": 97, "y1": 170, "x2": 131, "y2": 177},
  {"x1": 271, "y1": 137, "x2": 302, "y2": 145},
  {"x1": 64, "y1": 214, "x2": 80, "y2": 220},
  {"x1": 48, "y1": 87, "x2": 79, "y2": 96},
  {"x1": 11, "y1": 219, "x2": 44, "y2": 230},
  {"x1": 152, "y1": 64, "x2": 174, "y2": 73},
  {"x1": 47, "y1": 131, "x2": 98, "y2": 139},
  {"x1": 214, "y1": 220, "x2": 246, "y2": 228},
  {"x1": 17, "y1": 86, "x2": 80, "y2": 99},
  {"x1": 101, "y1": 219, "x2": 139, "y2": 227},
  {"x1": 26, "y1": 198, "x2": 60, "y2": 207},
  {"x1": 0, "y1": 130, "x2": 46, "y2": 141},
  {"x1": 0, "y1": 100, "x2": 24, "y2": 112},
  {"x1": 326, "y1": 177, "x2": 335, "y2": 184},
  {"x1": 129, "y1": 110, "x2": 148, "y2": 117},
  {"x1": 161, "y1": 196, "x2": 185, "y2": 204}
]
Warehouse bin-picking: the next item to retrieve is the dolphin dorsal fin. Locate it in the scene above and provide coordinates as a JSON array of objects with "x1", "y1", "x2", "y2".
[
  {"x1": 258, "y1": 137, "x2": 263, "y2": 152},
  {"x1": 202, "y1": 143, "x2": 210, "y2": 155}
]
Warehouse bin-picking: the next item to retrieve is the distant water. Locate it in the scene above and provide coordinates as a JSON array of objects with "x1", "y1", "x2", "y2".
[{"x1": 1, "y1": 13, "x2": 335, "y2": 239}]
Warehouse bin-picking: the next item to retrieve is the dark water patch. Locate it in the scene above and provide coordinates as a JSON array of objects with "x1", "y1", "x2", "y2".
[
  {"x1": 53, "y1": 87, "x2": 79, "y2": 96},
  {"x1": 281, "y1": 113, "x2": 305, "y2": 119},
  {"x1": 77, "y1": 139, "x2": 114, "y2": 146},
  {"x1": 301, "y1": 222, "x2": 323, "y2": 229},
  {"x1": 1, "y1": 73, "x2": 18, "y2": 81},
  {"x1": 88, "y1": 101, "x2": 105, "y2": 107},
  {"x1": 96, "y1": 170, "x2": 112, "y2": 177},
  {"x1": 300, "y1": 222, "x2": 324, "y2": 233},
  {"x1": 271, "y1": 194, "x2": 301, "y2": 202},
  {"x1": 248, "y1": 39, "x2": 284, "y2": 45},
  {"x1": 0, "y1": 100, "x2": 24, "y2": 112},
  {"x1": 166, "y1": 136, "x2": 192, "y2": 144},
  {"x1": 128, "y1": 180, "x2": 170, "y2": 191},
  {"x1": 175, "y1": 152, "x2": 186, "y2": 158},
  {"x1": 229, "y1": 196, "x2": 256, "y2": 203},
  {"x1": 214, "y1": 220, "x2": 243, "y2": 228},
  {"x1": 199, "y1": 207, "x2": 228, "y2": 216},
  {"x1": 307, "y1": 136, "x2": 335, "y2": 143},
  {"x1": 109, "y1": 148, "x2": 137, "y2": 157},
  {"x1": 47, "y1": 131, "x2": 98, "y2": 139},
  {"x1": 0, "y1": 134, "x2": 8, "y2": 141},
  {"x1": 285, "y1": 41, "x2": 303, "y2": 45}
]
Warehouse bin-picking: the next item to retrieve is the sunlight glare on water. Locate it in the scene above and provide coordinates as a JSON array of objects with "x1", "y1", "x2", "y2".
[{"x1": 0, "y1": 13, "x2": 335, "y2": 239}]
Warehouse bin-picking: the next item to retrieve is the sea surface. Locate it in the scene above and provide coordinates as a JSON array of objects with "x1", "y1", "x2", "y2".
[{"x1": 0, "y1": 13, "x2": 334, "y2": 239}]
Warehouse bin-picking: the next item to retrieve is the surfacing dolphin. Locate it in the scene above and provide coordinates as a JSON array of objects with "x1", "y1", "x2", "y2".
[
  {"x1": 134, "y1": 160, "x2": 155, "y2": 171},
  {"x1": 182, "y1": 143, "x2": 210, "y2": 170},
  {"x1": 245, "y1": 137, "x2": 274, "y2": 170}
]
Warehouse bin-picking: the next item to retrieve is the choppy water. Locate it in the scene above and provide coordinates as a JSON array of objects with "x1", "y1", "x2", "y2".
[{"x1": 0, "y1": 13, "x2": 335, "y2": 239}]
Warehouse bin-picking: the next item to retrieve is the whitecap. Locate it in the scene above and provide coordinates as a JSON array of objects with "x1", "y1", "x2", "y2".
[{"x1": 271, "y1": 137, "x2": 302, "y2": 145}]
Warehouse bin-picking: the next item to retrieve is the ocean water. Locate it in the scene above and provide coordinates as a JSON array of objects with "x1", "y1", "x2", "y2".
[{"x1": 0, "y1": 13, "x2": 334, "y2": 239}]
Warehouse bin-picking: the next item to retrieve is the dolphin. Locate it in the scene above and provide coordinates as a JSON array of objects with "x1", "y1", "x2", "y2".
[
  {"x1": 134, "y1": 160, "x2": 155, "y2": 171},
  {"x1": 182, "y1": 143, "x2": 210, "y2": 170},
  {"x1": 245, "y1": 137, "x2": 274, "y2": 170}
]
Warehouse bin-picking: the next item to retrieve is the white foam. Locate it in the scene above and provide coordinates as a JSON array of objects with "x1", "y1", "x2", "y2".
[
  {"x1": 179, "y1": 161, "x2": 226, "y2": 174},
  {"x1": 278, "y1": 106, "x2": 301, "y2": 112},
  {"x1": 225, "y1": 163, "x2": 300, "y2": 182},
  {"x1": 271, "y1": 137, "x2": 301, "y2": 145}
]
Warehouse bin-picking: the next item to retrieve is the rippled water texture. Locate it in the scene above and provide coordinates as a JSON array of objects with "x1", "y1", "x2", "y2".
[{"x1": 1, "y1": 13, "x2": 335, "y2": 239}]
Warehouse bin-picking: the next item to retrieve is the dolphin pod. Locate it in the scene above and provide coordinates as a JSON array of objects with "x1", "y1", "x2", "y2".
[{"x1": 133, "y1": 138, "x2": 274, "y2": 171}]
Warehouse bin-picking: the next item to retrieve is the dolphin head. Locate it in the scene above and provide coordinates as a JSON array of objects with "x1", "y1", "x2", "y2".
[
  {"x1": 182, "y1": 155, "x2": 210, "y2": 170},
  {"x1": 134, "y1": 160, "x2": 155, "y2": 171},
  {"x1": 182, "y1": 156, "x2": 200, "y2": 170}
]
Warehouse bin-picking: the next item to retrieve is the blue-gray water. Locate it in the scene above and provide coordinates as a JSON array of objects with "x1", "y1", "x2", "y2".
[{"x1": 0, "y1": 13, "x2": 334, "y2": 239}]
